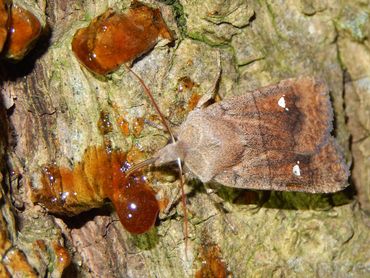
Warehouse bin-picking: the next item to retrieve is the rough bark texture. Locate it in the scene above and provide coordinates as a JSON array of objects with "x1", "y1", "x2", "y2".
[{"x1": 1, "y1": 0, "x2": 370, "y2": 277}]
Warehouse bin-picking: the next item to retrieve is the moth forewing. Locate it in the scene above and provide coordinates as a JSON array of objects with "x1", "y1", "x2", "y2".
[
  {"x1": 155, "y1": 76, "x2": 349, "y2": 193},
  {"x1": 213, "y1": 137, "x2": 349, "y2": 193}
]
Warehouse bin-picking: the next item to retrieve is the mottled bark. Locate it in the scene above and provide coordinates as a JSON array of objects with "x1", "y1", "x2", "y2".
[{"x1": 1, "y1": 0, "x2": 370, "y2": 277}]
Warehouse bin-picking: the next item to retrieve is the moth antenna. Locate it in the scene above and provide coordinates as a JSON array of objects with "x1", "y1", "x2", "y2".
[
  {"x1": 124, "y1": 64, "x2": 189, "y2": 256},
  {"x1": 124, "y1": 64, "x2": 175, "y2": 143}
]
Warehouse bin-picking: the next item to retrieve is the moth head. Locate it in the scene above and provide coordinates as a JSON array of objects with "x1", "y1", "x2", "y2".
[{"x1": 154, "y1": 141, "x2": 187, "y2": 166}]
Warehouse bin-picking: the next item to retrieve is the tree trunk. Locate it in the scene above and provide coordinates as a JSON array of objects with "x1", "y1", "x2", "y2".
[{"x1": 1, "y1": 0, "x2": 370, "y2": 277}]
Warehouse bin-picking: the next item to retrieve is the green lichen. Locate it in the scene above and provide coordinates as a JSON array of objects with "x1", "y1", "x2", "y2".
[
  {"x1": 131, "y1": 228, "x2": 159, "y2": 250},
  {"x1": 158, "y1": 0, "x2": 187, "y2": 37},
  {"x1": 336, "y1": 6, "x2": 370, "y2": 42}
]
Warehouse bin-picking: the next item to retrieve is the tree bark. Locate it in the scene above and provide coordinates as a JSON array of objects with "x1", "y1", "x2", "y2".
[{"x1": 1, "y1": 0, "x2": 370, "y2": 277}]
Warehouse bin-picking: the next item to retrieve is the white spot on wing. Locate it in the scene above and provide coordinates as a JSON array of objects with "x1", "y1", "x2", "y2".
[
  {"x1": 278, "y1": 95, "x2": 289, "y2": 111},
  {"x1": 278, "y1": 96, "x2": 286, "y2": 108},
  {"x1": 292, "y1": 161, "x2": 301, "y2": 176}
]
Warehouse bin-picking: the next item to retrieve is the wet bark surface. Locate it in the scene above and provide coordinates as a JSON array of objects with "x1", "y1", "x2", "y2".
[{"x1": 1, "y1": 0, "x2": 370, "y2": 277}]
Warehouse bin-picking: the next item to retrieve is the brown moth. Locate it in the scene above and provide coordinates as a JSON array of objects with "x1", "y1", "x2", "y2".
[{"x1": 153, "y1": 76, "x2": 349, "y2": 193}]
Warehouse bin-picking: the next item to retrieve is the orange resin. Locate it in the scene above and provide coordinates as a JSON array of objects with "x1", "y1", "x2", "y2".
[
  {"x1": 112, "y1": 175, "x2": 159, "y2": 234},
  {"x1": 72, "y1": 2, "x2": 173, "y2": 75},
  {"x1": 0, "y1": 0, "x2": 10, "y2": 53},
  {"x1": 195, "y1": 241, "x2": 229, "y2": 278},
  {"x1": 132, "y1": 117, "x2": 145, "y2": 137},
  {"x1": 117, "y1": 116, "x2": 130, "y2": 136},
  {"x1": 6, "y1": 4, "x2": 41, "y2": 59},
  {"x1": 97, "y1": 111, "x2": 113, "y2": 135},
  {"x1": 52, "y1": 242, "x2": 71, "y2": 275},
  {"x1": 34, "y1": 147, "x2": 159, "y2": 234}
]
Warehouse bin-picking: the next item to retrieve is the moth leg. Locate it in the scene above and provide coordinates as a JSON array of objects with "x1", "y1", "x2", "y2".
[
  {"x1": 204, "y1": 184, "x2": 238, "y2": 235},
  {"x1": 144, "y1": 118, "x2": 166, "y2": 131},
  {"x1": 196, "y1": 52, "x2": 222, "y2": 109},
  {"x1": 143, "y1": 119, "x2": 180, "y2": 139}
]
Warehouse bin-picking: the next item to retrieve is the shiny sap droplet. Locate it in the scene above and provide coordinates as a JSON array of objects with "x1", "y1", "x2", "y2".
[
  {"x1": 71, "y1": 2, "x2": 173, "y2": 75},
  {"x1": 6, "y1": 4, "x2": 42, "y2": 59},
  {"x1": 0, "y1": 0, "x2": 10, "y2": 53},
  {"x1": 60, "y1": 191, "x2": 69, "y2": 201},
  {"x1": 36, "y1": 146, "x2": 159, "y2": 235},
  {"x1": 113, "y1": 177, "x2": 159, "y2": 234}
]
